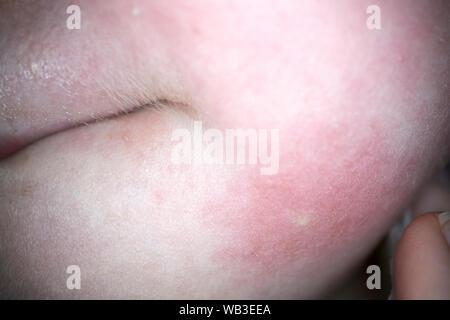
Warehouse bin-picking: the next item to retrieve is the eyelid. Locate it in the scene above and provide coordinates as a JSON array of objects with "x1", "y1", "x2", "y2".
[{"x1": 0, "y1": 98, "x2": 181, "y2": 160}]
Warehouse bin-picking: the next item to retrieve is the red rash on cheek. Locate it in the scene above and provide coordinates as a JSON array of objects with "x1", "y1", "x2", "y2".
[
  {"x1": 201, "y1": 175, "x2": 321, "y2": 275},
  {"x1": 197, "y1": 117, "x2": 432, "y2": 290}
]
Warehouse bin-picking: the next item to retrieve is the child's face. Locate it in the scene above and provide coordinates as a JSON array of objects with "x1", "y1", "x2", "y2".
[{"x1": 0, "y1": 0, "x2": 448, "y2": 298}]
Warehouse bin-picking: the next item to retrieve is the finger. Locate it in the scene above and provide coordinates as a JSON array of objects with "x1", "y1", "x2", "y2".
[{"x1": 394, "y1": 212, "x2": 450, "y2": 299}]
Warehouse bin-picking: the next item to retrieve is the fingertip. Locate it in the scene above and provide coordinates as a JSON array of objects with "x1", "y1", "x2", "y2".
[
  {"x1": 394, "y1": 212, "x2": 450, "y2": 300},
  {"x1": 438, "y1": 212, "x2": 450, "y2": 245}
]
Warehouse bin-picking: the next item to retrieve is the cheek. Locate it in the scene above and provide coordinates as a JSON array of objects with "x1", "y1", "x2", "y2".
[
  {"x1": 1, "y1": 0, "x2": 449, "y2": 298},
  {"x1": 0, "y1": 99, "x2": 446, "y2": 298},
  {"x1": 145, "y1": 1, "x2": 450, "y2": 292},
  {"x1": 197, "y1": 109, "x2": 444, "y2": 294}
]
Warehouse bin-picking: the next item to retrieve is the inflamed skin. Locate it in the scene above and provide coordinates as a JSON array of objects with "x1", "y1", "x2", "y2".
[{"x1": 0, "y1": 0, "x2": 449, "y2": 298}]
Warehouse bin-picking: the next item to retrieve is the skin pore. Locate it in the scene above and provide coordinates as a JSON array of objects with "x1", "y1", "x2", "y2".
[{"x1": 0, "y1": 0, "x2": 449, "y2": 298}]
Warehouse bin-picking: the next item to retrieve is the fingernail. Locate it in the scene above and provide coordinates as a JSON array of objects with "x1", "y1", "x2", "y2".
[{"x1": 438, "y1": 212, "x2": 450, "y2": 245}]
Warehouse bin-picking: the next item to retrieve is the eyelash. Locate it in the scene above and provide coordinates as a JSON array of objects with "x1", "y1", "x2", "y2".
[{"x1": 79, "y1": 100, "x2": 167, "y2": 127}]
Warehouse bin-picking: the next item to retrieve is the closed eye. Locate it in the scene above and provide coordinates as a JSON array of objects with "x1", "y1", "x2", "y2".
[{"x1": 0, "y1": 97, "x2": 196, "y2": 161}]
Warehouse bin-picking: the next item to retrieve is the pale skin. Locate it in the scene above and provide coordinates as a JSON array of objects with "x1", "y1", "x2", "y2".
[{"x1": 0, "y1": 0, "x2": 449, "y2": 299}]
